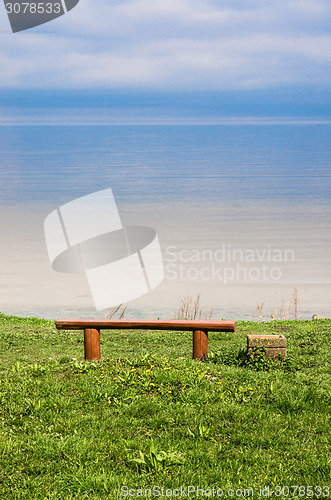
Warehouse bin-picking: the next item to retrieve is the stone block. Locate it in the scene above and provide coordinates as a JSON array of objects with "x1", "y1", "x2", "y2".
[{"x1": 247, "y1": 334, "x2": 287, "y2": 360}]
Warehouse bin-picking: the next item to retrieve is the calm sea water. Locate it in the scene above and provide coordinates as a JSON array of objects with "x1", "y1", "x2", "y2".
[{"x1": 0, "y1": 124, "x2": 330, "y2": 320}]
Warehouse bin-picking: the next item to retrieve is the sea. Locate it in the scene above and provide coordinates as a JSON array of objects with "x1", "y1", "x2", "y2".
[{"x1": 0, "y1": 123, "x2": 330, "y2": 320}]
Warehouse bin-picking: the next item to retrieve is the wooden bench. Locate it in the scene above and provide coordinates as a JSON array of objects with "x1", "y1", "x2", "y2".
[{"x1": 55, "y1": 319, "x2": 236, "y2": 361}]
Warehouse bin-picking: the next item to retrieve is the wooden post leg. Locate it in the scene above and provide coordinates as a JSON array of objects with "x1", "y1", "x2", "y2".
[
  {"x1": 84, "y1": 328, "x2": 101, "y2": 361},
  {"x1": 193, "y1": 330, "x2": 208, "y2": 360}
]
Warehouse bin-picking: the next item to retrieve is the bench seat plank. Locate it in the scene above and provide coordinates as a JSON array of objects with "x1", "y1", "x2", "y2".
[{"x1": 55, "y1": 319, "x2": 236, "y2": 332}]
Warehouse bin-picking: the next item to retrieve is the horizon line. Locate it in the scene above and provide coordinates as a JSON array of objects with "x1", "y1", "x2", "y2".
[{"x1": 1, "y1": 116, "x2": 331, "y2": 126}]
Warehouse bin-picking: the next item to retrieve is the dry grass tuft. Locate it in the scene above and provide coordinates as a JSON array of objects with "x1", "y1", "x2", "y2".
[
  {"x1": 105, "y1": 304, "x2": 127, "y2": 320},
  {"x1": 261, "y1": 287, "x2": 302, "y2": 321},
  {"x1": 174, "y1": 293, "x2": 213, "y2": 320}
]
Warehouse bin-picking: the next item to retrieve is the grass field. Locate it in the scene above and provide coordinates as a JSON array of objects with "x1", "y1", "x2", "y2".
[{"x1": 0, "y1": 313, "x2": 330, "y2": 499}]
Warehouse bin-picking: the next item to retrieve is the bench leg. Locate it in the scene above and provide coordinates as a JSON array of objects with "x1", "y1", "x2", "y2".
[
  {"x1": 84, "y1": 328, "x2": 101, "y2": 361},
  {"x1": 193, "y1": 330, "x2": 208, "y2": 360}
]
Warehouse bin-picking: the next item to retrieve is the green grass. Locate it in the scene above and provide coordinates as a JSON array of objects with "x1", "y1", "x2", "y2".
[{"x1": 0, "y1": 313, "x2": 330, "y2": 499}]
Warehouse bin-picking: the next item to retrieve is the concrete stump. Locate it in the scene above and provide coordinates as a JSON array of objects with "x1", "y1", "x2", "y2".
[{"x1": 247, "y1": 334, "x2": 287, "y2": 360}]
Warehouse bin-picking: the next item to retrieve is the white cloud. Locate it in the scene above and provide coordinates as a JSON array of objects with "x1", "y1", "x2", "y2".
[{"x1": 0, "y1": 0, "x2": 330, "y2": 89}]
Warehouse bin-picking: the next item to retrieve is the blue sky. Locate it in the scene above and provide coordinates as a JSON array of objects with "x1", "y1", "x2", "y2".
[{"x1": 0, "y1": 0, "x2": 330, "y2": 120}]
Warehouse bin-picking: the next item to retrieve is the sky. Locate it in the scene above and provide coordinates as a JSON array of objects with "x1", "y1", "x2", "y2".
[{"x1": 0, "y1": 0, "x2": 331, "y2": 120}]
